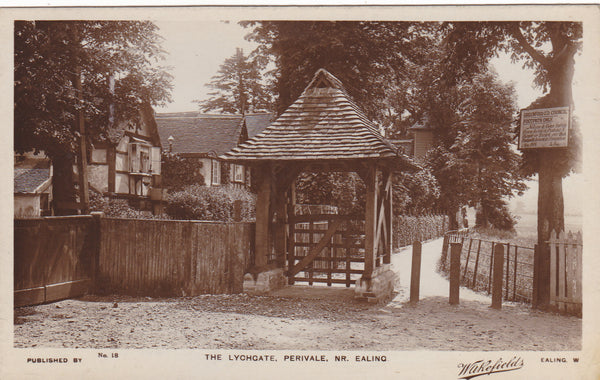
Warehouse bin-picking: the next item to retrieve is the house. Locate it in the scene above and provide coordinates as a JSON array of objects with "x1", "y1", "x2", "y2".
[
  {"x1": 408, "y1": 115, "x2": 434, "y2": 160},
  {"x1": 87, "y1": 103, "x2": 163, "y2": 212},
  {"x1": 14, "y1": 152, "x2": 53, "y2": 217},
  {"x1": 155, "y1": 112, "x2": 272, "y2": 188}
]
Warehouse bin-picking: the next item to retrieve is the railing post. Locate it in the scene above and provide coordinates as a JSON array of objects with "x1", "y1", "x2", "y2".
[
  {"x1": 449, "y1": 242, "x2": 461, "y2": 305},
  {"x1": 491, "y1": 243, "x2": 504, "y2": 309},
  {"x1": 410, "y1": 241, "x2": 422, "y2": 304}
]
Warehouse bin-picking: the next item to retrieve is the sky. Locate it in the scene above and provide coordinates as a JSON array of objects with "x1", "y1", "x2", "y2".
[
  {"x1": 154, "y1": 20, "x2": 583, "y2": 218},
  {"x1": 155, "y1": 20, "x2": 257, "y2": 113}
]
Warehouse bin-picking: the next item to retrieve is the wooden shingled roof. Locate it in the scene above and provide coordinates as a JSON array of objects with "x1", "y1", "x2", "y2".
[{"x1": 221, "y1": 68, "x2": 415, "y2": 167}]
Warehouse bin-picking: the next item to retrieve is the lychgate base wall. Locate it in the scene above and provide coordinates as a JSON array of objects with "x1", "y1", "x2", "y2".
[{"x1": 354, "y1": 264, "x2": 398, "y2": 302}]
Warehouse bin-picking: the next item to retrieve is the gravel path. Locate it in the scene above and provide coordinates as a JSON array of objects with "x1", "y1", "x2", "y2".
[{"x1": 14, "y1": 238, "x2": 581, "y2": 350}]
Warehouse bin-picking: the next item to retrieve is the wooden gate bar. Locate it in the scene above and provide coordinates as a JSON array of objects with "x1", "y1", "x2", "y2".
[{"x1": 288, "y1": 219, "x2": 342, "y2": 277}]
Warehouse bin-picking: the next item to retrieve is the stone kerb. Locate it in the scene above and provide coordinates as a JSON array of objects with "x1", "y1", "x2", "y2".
[
  {"x1": 354, "y1": 264, "x2": 398, "y2": 303},
  {"x1": 243, "y1": 268, "x2": 287, "y2": 295}
]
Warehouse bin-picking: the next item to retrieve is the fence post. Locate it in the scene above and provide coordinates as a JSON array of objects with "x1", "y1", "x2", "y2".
[
  {"x1": 90, "y1": 211, "x2": 104, "y2": 293},
  {"x1": 532, "y1": 244, "x2": 539, "y2": 308},
  {"x1": 449, "y1": 242, "x2": 461, "y2": 305},
  {"x1": 491, "y1": 243, "x2": 504, "y2": 309},
  {"x1": 410, "y1": 241, "x2": 422, "y2": 304}
]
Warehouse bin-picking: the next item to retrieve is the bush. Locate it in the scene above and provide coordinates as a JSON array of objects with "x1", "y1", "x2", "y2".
[
  {"x1": 165, "y1": 184, "x2": 255, "y2": 222},
  {"x1": 161, "y1": 153, "x2": 205, "y2": 191},
  {"x1": 89, "y1": 190, "x2": 167, "y2": 219}
]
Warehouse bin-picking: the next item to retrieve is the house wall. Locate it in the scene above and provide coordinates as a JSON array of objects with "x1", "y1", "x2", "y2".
[
  {"x1": 88, "y1": 165, "x2": 109, "y2": 193},
  {"x1": 14, "y1": 194, "x2": 41, "y2": 218},
  {"x1": 199, "y1": 158, "x2": 213, "y2": 187},
  {"x1": 91, "y1": 148, "x2": 107, "y2": 164},
  {"x1": 413, "y1": 130, "x2": 434, "y2": 160}
]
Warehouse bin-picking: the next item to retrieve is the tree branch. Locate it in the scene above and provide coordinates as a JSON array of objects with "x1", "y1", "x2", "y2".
[{"x1": 509, "y1": 25, "x2": 551, "y2": 69}]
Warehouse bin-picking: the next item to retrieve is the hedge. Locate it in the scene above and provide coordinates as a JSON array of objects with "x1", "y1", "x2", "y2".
[{"x1": 393, "y1": 214, "x2": 449, "y2": 248}]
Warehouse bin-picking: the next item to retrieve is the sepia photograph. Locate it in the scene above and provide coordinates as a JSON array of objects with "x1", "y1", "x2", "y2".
[{"x1": 2, "y1": 3, "x2": 599, "y2": 379}]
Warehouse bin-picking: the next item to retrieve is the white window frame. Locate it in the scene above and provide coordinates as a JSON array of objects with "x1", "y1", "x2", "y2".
[
  {"x1": 128, "y1": 142, "x2": 152, "y2": 174},
  {"x1": 211, "y1": 159, "x2": 221, "y2": 185},
  {"x1": 233, "y1": 164, "x2": 244, "y2": 183}
]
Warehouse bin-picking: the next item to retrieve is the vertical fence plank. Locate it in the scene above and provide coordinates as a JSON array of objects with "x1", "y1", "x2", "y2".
[
  {"x1": 549, "y1": 231, "x2": 557, "y2": 305},
  {"x1": 557, "y1": 232, "x2": 567, "y2": 304},
  {"x1": 513, "y1": 246, "x2": 518, "y2": 302}
]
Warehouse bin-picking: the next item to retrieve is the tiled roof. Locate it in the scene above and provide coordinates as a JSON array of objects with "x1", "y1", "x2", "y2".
[
  {"x1": 155, "y1": 112, "x2": 272, "y2": 156},
  {"x1": 14, "y1": 168, "x2": 51, "y2": 193},
  {"x1": 221, "y1": 69, "x2": 410, "y2": 163},
  {"x1": 246, "y1": 113, "x2": 274, "y2": 139}
]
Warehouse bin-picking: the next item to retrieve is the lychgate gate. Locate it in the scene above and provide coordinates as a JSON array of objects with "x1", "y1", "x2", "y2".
[{"x1": 221, "y1": 68, "x2": 417, "y2": 301}]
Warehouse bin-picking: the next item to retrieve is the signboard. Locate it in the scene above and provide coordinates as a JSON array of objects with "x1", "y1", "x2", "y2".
[{"x1": 519, "y1": 106, "x2": 570, "y2": 149}]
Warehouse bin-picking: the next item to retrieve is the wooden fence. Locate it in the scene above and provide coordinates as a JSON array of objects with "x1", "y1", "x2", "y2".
[
  {"x1": 441, "y1": 231, "x2": 535, "y2": 303},
  {"x1": 548, "y1": 230, "x2": 582, "y2": 315},
  {"x1": 14, "y1": 215, "x2": 255, "y2": 305},
  {"x1": 14, "y1": 216, "x2": 97, "y2": 307},
  {"x1": 97, "y1": 218, "x2": 255, "y2": 296}
]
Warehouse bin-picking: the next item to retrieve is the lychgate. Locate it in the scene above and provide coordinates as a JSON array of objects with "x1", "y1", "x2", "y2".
[{"x1": 221, "y1": 68, "x2": 418, "y2": 301}]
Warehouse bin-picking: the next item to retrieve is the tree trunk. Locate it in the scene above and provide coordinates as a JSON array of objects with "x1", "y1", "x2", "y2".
[
  {"x1": 52, "y1": 152, "x2": 78, "y2": 216},
  {"x1": 535, "y1": 41, "x2": 574, "y2": 308},
  {"x1": 447, "y1": 205, "x2": 459, "y2": 230}
]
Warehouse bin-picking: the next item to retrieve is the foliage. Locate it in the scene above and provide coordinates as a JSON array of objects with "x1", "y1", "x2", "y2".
[
  {"x1": 443, "y1": 22, "x2": 582, "y2": 245},
  {"x1": 14, "y1": 21, "x2": 172, "y2": 157},
  {"x1": 394, "y1": 169, "x2": 441, "y2": 215},
  {"x1": 195, "y1": 48, "x2": 271, "y2": 114},
  {"x1": 393, "y1": 214, "x2": 448, "y2": 248},
  {"x1": 165, "y1": 184, "x2": 256, "y2": 222},
  {"x1": 242, "y1": 21, "x2": 435, "y2": 134},
  {"x1": 88, "y1": 190, "x2": 167, "y2": 219},
  {"x1": 443, "y1": 21, "x2": 582, "y2": 178},
  {"x1": 161, "y1": 152, "x2": 205, "y2": 191},
  {"x1": 423, "y1": 69, "x2": 527, "y2": 230},
  {"x1": 14, "y1": 21, "x2": 172, "y2": 213},
  {"x1": 295, "y1": 172, "x2": 365, "y2": 217}
]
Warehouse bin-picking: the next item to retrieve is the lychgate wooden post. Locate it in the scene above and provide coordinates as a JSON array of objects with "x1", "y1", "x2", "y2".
[
  {"x1": 363, "y1": 166, "x2": 377, "y2": 280},
  {"x1": 254, "y1": 163, "x2": 272, "y2": 268}
]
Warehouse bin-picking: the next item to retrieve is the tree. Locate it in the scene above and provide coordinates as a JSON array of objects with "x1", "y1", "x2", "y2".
[
  {"x1": 443, "y1": 21, "x2": 582, "y2": 306},
  {"x1": 15, "y1": 21, "x2": 172, "y2": 214},
  {"x1": 295, "y1": 172, "x2": 365, "y2": 217},
  {"x1": 195, "y1": 48, "x2": 271, "y2": 115},
  {"x1": 420, "y1": 64, "x2": 526, "y2": 230},
  {"x1": 242, "y1": 21, "x2": 432, "y2": 129}
]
